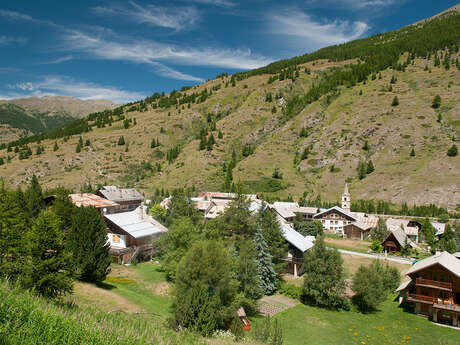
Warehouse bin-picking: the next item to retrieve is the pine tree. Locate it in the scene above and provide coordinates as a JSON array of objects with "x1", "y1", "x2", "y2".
[
  {"x1": 67, "y1": 206, "x2": 111, "y2": 283},
  {"x1": 362, "y1": 140, "x2": 370, "y2": 151},
  {"x1": 25, "y1": 175, "x2": 44, "y2": 219},
  {"x1": 199, "y1": 135, "x2": 207, "y2": 150},
  {"x1": 23, "y1": 210, "x2": 73, "y2": 298},
  {"x1": 207, "y1": 133, "x2": 215, "y2": 151},
  {"x1": 357, "y1": 161, "x2": 367, "y2": 180},
  {"x1": 53, "y1": 142, "x2": 59, "y2": 152},
  {"x1": 117, "y1": 136, "x2": 125, "y2": 145},
  {"x1": 432, "y1": 95, "x2": 441, "y2": 109},
  {"x1": 390, "y1": 75, "x2": 397, "y2": 84},
  {"x1": 85, "y1": 139, "x2": 91, "y2": 146},
  {"x1": 447, "y1": 144, "x2": 458, "y2": 157},
  {"x1": 236, "y1": 241, "x2": 261, "y2": 299},
  {"x1": 75, "y1": 144, "x2": 81, "y2": 153},
  {"x1": 410, "y1": 148, "x2": 415, "y2": 157},
  {"x1": 78, "y1": 136, "x2": 83, "y2": 147},
  {"x1": 392, "y1": 96, "x2": 399, "y2": 106},
  {"x1": 218, "y1": 130, "x2": 223, "y2": 139},
  {"x1": 366, "y1": 160, "x2": 375, "y2": 174},
  {"x1": 36, "y1": 145, "x2": 42, "y2": 155},
  {"x1": 254, "y1": 228, "x2": 277, "y2": 295},
  {"x1": 0, "y1": 158, "x2": 3, "y2": 166},
  {"x1": 0, "y1": 189, "x2": 28, "y2": 280},
  {"x1": 438, "y1": 224, "x2": 458, "y2": 253}
]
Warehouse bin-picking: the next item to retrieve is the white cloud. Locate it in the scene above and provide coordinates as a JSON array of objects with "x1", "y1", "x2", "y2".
[
  {"x1": 268, "y1": 9, "x2": 369, "y2": 47},
  {"x1": 0, "y1": 35, "x2": 27, "y2": 45},
  {"x1": 40, "y1": 55, "x2": 73, "y2": 64},
  {"x1": 8, "y1": 76, "x2": 145, "y2": 103},
  {"x1": 93, "y1": 2, "x2": 200, "y2": 31},
  {"x1": 187, "y1": 0, "x2": 235, "y2": 7},
  {"x1": 0, "y1": 9, "x2": 33, "y2": 21},
  {"x1": 61, "y1": 30, "x2": 272, "y2": 80}
]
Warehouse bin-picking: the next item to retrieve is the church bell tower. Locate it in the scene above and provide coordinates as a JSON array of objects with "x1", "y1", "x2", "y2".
[{"x1": 341, "y1": 183, "x2": 350, "y2": 212}]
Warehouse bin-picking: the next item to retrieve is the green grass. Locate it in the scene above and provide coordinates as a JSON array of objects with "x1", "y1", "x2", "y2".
[
  {"x1": 0, "y1": 282, "x2": 208, "y2": 345},
  {"x1": 255, "y1": 295, "x2": 459, "y2": 345},
  {"x1": 103, "y1": 263, "x2": 171, "y2": 316}
]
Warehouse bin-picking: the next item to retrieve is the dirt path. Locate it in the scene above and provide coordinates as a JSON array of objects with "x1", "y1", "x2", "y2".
[{"x1": 258, "y1": 294, "x2": 300, "y2": 316}]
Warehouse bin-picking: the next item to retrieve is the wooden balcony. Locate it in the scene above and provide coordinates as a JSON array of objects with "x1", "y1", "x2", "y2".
[
  {"x1": 415, "y1": 278, "x2": 452, "y2": 291},
  {"x1": 407, "y1": 293, "x2": 434, "y2": 304},
  {"x1": 433, "y1": 301, "x2": 460, "y2": 313}
]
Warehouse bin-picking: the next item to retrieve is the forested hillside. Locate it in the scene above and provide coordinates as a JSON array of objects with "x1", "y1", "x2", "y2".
[
  {"x1": 0, "y1": 8, "x2": 459, "y2": 210},
  {"x1": 0, "y1": 96, "x2": 115, "y2": 143}
]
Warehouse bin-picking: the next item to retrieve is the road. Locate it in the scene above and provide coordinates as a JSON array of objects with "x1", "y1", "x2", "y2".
[{"x1": 338, "y1": 249, "x2": 414, "y2": 265}]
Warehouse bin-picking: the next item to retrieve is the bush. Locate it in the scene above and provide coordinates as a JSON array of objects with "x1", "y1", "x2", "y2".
[
  {"x1": 447, "y1": 144, "x2": 458, "y2": 157},
  {"x1": 352, "y1": 260, "x2": 400, "y2": 313},
  {"x1": 370, "y1": 241, "x2": 383, "y2": 253},
  {"x1": 279, "y1": 282, "x2": 302, "y2": 300}
]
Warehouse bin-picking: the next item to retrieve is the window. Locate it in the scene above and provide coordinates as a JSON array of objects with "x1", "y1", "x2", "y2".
[{"x1": 112, "y1": 234, "x2": 120, "y2": 243}]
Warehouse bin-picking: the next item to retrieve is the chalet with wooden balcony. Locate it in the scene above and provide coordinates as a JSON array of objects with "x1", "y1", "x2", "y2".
[
  {"x1": 396, "y1": 251, "x2": 460, "y2": 327},
  {"x1": 103, "y1": 205, "x2": 168, "y2": 264}
]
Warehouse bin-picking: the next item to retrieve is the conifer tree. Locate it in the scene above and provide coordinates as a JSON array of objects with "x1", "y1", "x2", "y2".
[
  {"x1": 0, "y1": 157, "x2": 3, "y2": 166},
  {"x1": 254, "y1": 228, "x2": 277, "y2": 295},
  {"x1": 362, "y1": 140, "x2": 370, "y2": 151},
  {"x1": 85, "y1": 139, "x2": 91, "y2": 146},
  {"x1": 392, "y1": 96, "x2": 399, "y2": 106},
  {"x1": 67, "y1": 206, "x2": 111, "y2": 283},
  {"x1": 78, "y1": 136, "x2": 83, "y2": 147},
  {"x1": 75, "y1": 143, "x2": 81, "y2": 153},
  {"x1": 432, "y1": 95, "x2": 442, "y2": 109},
  {"x1": 236, "y1": 241, "x2": 261, "y2": 299},
  {"x1": 23, "y1": 210, "x2": 73, "y2": 298},
  {"x1": 447, "y1": 144, "x2": 458, "y2": 157},
  {"x1": 410, "y1": 148, "x2": 415, "y2": 157},
  {"x1": 53, "y1": 142, "x2": 59, "y2": 151},
  {"x1": 302, "y1": 236, "x2": 347, "y2": 309},
  {"x1": 117, "y1": 136, "x2": 125, "y2": 145},
  {"x1": 218, "y1": 130, "x2": 223, "y2": 139},
  {"x1": 366, "y1": 160, "x2": 375, "y2": 174},
  {"x1": 438, "y1": 225, "x2": 458, "y2": 253},
  {"x1": 0, "y1": 189, "x2": 28, "y2": 280},
  {"x1": 25, "y1": 175, "x2": 44, "y2": 219}
]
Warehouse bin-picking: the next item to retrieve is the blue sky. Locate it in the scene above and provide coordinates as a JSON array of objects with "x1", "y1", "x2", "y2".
[{"x1": 0, "y1": 0, "x2": 458, "y2": 103}]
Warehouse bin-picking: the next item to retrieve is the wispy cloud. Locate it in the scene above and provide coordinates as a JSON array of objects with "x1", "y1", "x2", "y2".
[
  {"x1": 0, "y1": 9, "x2": 33, "y2": 21},
  {"x1": 8, "y1": 76, "x2": 145, "y2": 103},
  {"x1": 40, "y1": 55, "x2": 73, "y2": 65},
  {"x1": 268, "y1": 9, "x2": 369, "y2": 48},
  {"x1": 0, "y1": 35, "x2": 27, "y2": 45},
  {"x1": 0, "y1": 67, "x2": 19, "y2": 74},
  {"x1": 61, "y1": 29, "x2": 272, "y2": 80},
  {"x1": 93, "y1": 2, "x2": 200, "y2": 31},
  {"x1": 186, "y1": 0, "x2": 235, "y2": 7}
]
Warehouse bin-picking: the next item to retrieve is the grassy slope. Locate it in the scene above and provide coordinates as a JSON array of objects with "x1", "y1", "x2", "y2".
[
  {"x1": 0, "y1": 55, "x2": 458, "y2": 209},
  {"x1": 266, "y1": 295, "x2": 460, "y2": 345}
]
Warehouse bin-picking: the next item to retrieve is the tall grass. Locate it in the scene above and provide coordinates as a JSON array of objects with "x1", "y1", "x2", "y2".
[{"x1": 0, "y1": 282, "x2": 205, "y2": 345}]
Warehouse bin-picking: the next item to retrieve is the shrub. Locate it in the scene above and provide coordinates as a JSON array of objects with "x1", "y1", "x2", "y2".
[
  {"x1": 447, "y1": 144, "x2": 458, "y2": 157},
  {"x1": 279, "y1": 282, "x2": 302, "y2": 300}
]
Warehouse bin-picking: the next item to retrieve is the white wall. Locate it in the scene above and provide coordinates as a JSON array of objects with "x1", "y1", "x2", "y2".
[{"x1": 107, "y1": 233, "x2": 127, "y2": 248}]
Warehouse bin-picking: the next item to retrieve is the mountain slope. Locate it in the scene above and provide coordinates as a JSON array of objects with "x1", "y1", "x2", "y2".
[
  {"x1": 0, "y1": 8, "x2": 459, "y2": 211},
  {"x1": 0, "y1": 96, "x2": 116, "y2": 143}
]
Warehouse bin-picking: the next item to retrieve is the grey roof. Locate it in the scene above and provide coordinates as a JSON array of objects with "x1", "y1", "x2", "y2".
[
  {"x1": 313, "y1": 206, "x2": 357, "y2": 220},
  {"x1": 281, "y1": 224, "x2": 314, "y2": 252},
  {"x1": 346, "y1": 221, "x2": 373, "y2": 231},
  {"x1": 99, "y1": 186, "x2": 144, "y2": 202},
  {"x1": 431, "y1": 222, "x2": 446, "y2": 236},
  {"x1": 396, "y1": 280, "x2": 413, "y2": 292},
  {"x1": 104, "y1": 210, "x2": 164, "y2": 238},
  {"x1": 384, "y1": 227, "x2": 418, "y2": 249},
  {"x1": 406, "y1": 251, "x2": 460, "y2": 279}
]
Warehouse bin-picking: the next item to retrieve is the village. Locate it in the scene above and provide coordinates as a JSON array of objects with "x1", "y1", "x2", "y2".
[{"x1": 65, "y1": 183, "x2": 460, "y2": 330}]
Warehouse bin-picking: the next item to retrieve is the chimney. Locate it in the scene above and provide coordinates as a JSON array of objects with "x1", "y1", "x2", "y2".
[{"x1": 138, "y1": 204, "x2": 144, "y2": 220}]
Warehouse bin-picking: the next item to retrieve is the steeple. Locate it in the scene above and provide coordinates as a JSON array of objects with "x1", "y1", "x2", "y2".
[{"x1": 341, "y1": 183, "x2": 350, "y2": 212}]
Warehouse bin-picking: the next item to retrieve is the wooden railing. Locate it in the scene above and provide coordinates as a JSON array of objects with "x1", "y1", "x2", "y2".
[
  {"x1": 407, "y1": 293, "x2": 434, "y2": 304},
  {"x1": 416, "y1": 278, "x2": 452, "y2": 290}
]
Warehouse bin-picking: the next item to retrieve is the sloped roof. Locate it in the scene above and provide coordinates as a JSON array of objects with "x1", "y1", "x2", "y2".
[
  {"x1": 406, "y1": 251, "x2": 460, "y2": 279},
  {"x1": 396, "y1": 280, "x2": 413, "y2": 292},
  {"x1": 69, "y1": 193, "x2": 119, "y2": 208},
  {"x1": 104, "y1": 209, "x2": 165, "y2": 238},
  {"x1": 99, "y1": 186, "x2": 144, "y2": 202},
  {"x1": 281, "y1": 224, "x2": 314, "y2": 252},
  {"x1": 313, "y1": 206, "x2": 357, "y2": 221},
  {"x1": 296, "y1": 206, "x2": 318, "y2": 215},
  {"x1": 384, "y1": 227, "x2": 418, "y2": 249},
  {"x1": 431, "y1": 222, "x2": 446, "y2": 236},
  {"x1": 345, "y1": 221, "x2": 373, "y2": 231}
]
